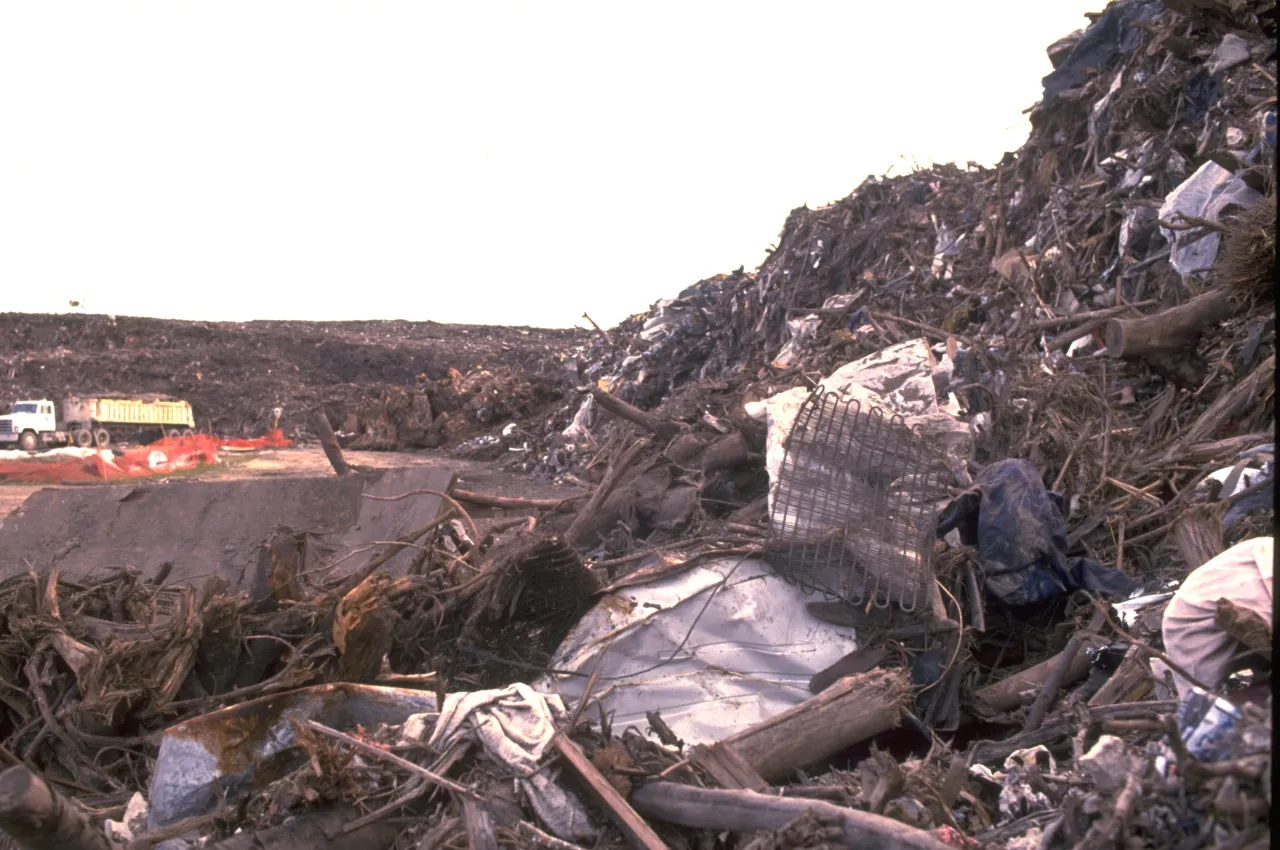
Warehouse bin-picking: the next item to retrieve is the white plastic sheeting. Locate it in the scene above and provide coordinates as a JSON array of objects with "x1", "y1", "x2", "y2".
[
  {"x1": 534, "y1": 557, "x2": 857, "y2": 746},
  {"x1": 1158, "y1": 161, "x2": 1262, "y2": 276}
]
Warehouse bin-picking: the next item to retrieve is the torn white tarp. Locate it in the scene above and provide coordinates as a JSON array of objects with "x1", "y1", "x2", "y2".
[
  {"x1": 1158, "y1": 161, "x2": 1262, "y2": 276},
  {"x1": 534, "y1": 557, "x2": 857, "y2": 747},
  {"x1": 745, "y1": 338, "x2": 971, "y2": 512}
]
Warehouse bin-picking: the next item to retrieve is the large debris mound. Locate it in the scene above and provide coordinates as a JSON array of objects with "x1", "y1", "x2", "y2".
[
  {"x1": 514, "y1": 0, "x2": 1276, "y2": 577},
  {"x1": 0, "y1": 314, "x2": 588, "y2": 445}
]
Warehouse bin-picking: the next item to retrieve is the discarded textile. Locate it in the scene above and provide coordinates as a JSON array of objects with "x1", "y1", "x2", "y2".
[
  {"x1": 424, "y1": 683, "x2": 565, "y2": 777},
  {"x1": 1154, "y1": 536, "x2": 1273, "y2": 697},
  {"x1": 937, "y1": 459, "x2": 1140, "y2": 606},
  {"x1": 415, "y1": 684, "x2": 598, "y2": 842}
]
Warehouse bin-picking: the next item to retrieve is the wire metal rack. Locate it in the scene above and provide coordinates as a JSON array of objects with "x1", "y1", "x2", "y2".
[{"x1": 763, "y1": 390, "x2": 952, "y2": 613}]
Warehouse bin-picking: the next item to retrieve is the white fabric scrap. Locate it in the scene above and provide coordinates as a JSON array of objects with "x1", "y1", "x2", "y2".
[
  {"x1": 420, "y1": 684, "x2": 598, "y2": 843},
  {"x1": 427, "y1": 683, "x2": 566, "y2": 777}
]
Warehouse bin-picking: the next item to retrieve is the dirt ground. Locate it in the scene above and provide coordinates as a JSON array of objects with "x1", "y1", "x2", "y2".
[{"x1": 0, "y1": 445, "x2": 579, "y2": 519}]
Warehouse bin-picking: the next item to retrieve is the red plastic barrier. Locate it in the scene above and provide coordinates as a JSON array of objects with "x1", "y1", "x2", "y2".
[
  {"x1": 0, "y1": 430, "x2": 291, "y2": 484},
  {"x1": 219, "y1": 429, "x2": 291, "y2": 450}
]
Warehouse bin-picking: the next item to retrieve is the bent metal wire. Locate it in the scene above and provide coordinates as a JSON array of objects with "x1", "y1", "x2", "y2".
[{"x1": 763, "y1": 390, "x2": 951, "y2": 613}]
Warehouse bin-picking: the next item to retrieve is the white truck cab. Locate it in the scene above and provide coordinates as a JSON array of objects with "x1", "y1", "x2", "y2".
[{"x1": 0, "y1": 400, "x2": 58, "y2": 451}]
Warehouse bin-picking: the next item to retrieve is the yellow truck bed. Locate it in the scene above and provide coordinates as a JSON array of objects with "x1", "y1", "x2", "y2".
[{"x1": 61, "y1": 397, "x2": 196, "y2": 428}]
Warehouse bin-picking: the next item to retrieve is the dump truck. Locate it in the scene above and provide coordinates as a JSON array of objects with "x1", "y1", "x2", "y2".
[{"x1": 0, "y1": 396, "x2": 196, "y2": 450}]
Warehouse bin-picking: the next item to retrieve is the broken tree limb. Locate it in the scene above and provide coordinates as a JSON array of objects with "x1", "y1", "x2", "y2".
[
  {"x1": 311, "y1": 411, "x2": 351, "y2": 476},
  {"x1": 724, "y1": 669, "x2": 910, "y2": 782},
  {"x1": 867, "y1": 311, "x2": 976, "y2": 347},
  {"x1": 1048, "y1": 316, "x2": 1111, "y2": 353},
  {"x1": 629, "y1": 783, "x2": 951, "y2": 850},
  {"x1": 588, "y1": 387, "x2": 681, "y2": 441},
  {"x1": 552, "y1": 734, "x2": 667, "y2": 850},
  {"x1": 1089, "y1": 646, "x2": 1154, "y2": 707},
  {"x1": 975, "y1": 632, "x2": 1110, "y2": 713},
  {"x1": 1024, "y1": 609, "x2": 1106, "y2": 732},
  {"x1": 1030, "y1": 300, "x2": 1159, "y2": 329},
  {"x1": 451, "y1": 489, "x2": 585, "y2": 511},
  {"x1": 565, "y1": 438, "x2": 649, "y2": 547},
  {"x1": 1169, "y1": 354, "x2": 1275, "y2": 451},
  {"x1": 1105, "y1": 289, "x2": 1237, "y2": 386},
  {"x1": 0, "y1": 766, "x2": 119, "y2": 850},
  {"x1": 689, "y1": 742, "x2": 770, "y2": 793}
]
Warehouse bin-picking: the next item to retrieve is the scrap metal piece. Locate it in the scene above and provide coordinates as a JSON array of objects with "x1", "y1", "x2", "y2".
[{"x1": 764, "y1": 391, "x2": 950, "y2": 613}]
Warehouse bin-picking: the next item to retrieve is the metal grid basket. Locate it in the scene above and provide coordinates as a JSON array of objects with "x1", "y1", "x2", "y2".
[{"x1": 763, "y1": 390, "x2": 951, "y2": 613}]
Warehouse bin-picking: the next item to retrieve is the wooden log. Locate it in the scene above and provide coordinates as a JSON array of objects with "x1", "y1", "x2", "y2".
[
  {"x1": 331, "y1": 573, "x2": 397, "y2": 683},
  {"x1": 552, "y1": 735, "x2": 667, "y2": 850},
  {"x1": 974, "y1": 633, "x2": 1109, "y2": 713},
  {"x1": 0, "y1": 766, "x2": 119, "y2": 850},
  {"x1": 629, "y1": 783, "x2": 952, "y2": 850},
  {"x1": 564, "y1": 438, "x2": 649, "y2": 547},
  {"x1": 588, "y1": 388, "x2": 681, "y2": 441},
  {"x1": 663, "y1": 432, "x2": 709, "y2": 466},
  {"x1": 1105, "y1": 289, "x2": 1233, "y2": 358},
  {"x1": 1104, "y1": 289, "x2": 1236, "y2": 386},
  {"x1": 1024, "y1": 610, "x2": 1105, "y2": 731},
  {"x1": 968, "y1": 702, "x2": 1177, "y2": 766},
  {"x1": 1171, "y1": 504, "x2": 1225, "y2": 570},
  {"x1": 689, "y1": 742, "x2": 770, "y2": 793},
  {"x1": 724, "y1": 669, "x2": 910, "y2": 782},
  {"x1": 312, "y1": 411, "x2": 351, "y2": 476}
]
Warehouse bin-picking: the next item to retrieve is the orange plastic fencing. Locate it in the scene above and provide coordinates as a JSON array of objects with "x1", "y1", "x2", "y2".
[{"x1": 0, "y1": 430, "x2": 292, "y2": 484}]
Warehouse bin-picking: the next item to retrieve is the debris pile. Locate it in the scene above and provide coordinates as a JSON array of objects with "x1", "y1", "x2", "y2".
[
  {"x1": 0, "y1": 1, "x2": 1274, "y2": 849},
  {"x1": 0, "y1": 315, "x2": 585, "y2": 444}
]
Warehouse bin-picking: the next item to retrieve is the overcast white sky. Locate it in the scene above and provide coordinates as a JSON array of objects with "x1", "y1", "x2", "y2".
[{"x1": 0, "y1": 2, "x2": 1100, "y2": 330}]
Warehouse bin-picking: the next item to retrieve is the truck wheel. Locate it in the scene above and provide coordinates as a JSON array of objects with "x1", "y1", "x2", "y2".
[
  {"x1": 18, "y1": 431, "x2": 37, "y2": 452},
  {"x1": 166, "y1": 429, "x2": 182, "y2": 439},
  {"x1": 182, "y1": 428, "x2": 196, "y2": 437},
  {"x1": 74, "y1": 429, "x2": 93, "y2": 448},
  {"x1": 94, "y1": 429, "x2": 111, "y2": 448}
]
